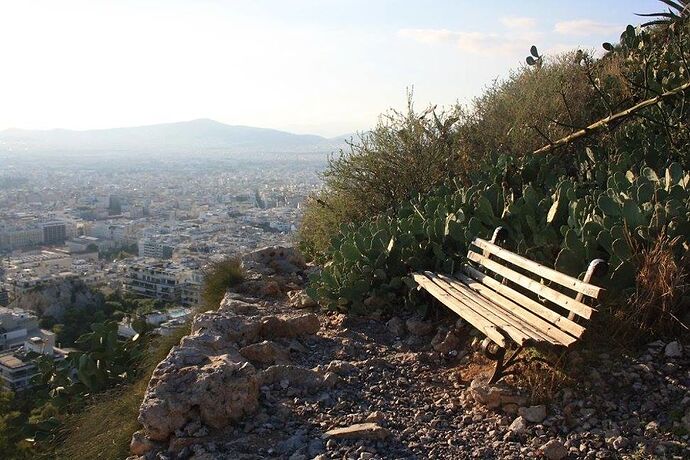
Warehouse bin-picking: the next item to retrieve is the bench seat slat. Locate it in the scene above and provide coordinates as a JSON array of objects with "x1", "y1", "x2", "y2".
[
  {"x1": 462, "y1": 264, "x2": 586, "y2": 338},
  {"x1": 435, "y1": 273, "x2": 568, "y2": 346},
  {"x1": 467, "y1": 251, "x2": 596, "y2": 320},
  {"x1": 471, "y1": 238, "x2": 604, "y2": 300},
  {"x1": 451, "y1": 272, "x2": 578, "y2": 347},
  {"x1": 426, "y1": 272, "x2": 549, "y2": 345},
  {"x1": 411, "y1": 273, "x2": 508, "y2": 347}
]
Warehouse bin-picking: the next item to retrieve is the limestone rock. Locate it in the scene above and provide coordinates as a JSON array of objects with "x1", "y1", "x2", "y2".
[
  {"x1": 260, "y1": 313, "x2": 320, "y2": 339},
  {"x1": 130, "y1": 430, "x2": 160, "y2": 456},
  {"x1": 508, "y1": 416, "x2": 528, "y2": 434},
  {"x1": 260, "y1": 280, "x2": 282, "y2": 297},
  {"x1": 191, "y1": 311, "x2": 261, "y2": 347},
  {"x1": 138, "y1": 347, "x2": 259, "y2": 441},
  {"x1": 365, "y1": 411, "x2": 386, "y2": 424},
  {"x1": 664, "y1": 341, "x2": 683, "y2": 358},
  {"x1": 540, "y1": 439, "x2": 567, "y2": 460},
  {"x1": 287, "y1": 290, "x2": 318, "y2": 309},
  {"x1": 240, "y1": 340, "x2": 290, "y2": 365},
  {"x1": 242, "y1": 246, "x2": 306, "y2": 275},
  {"x1": 518, "y1": 405, "x2": 547, "y2": 423},
  {"x1": 323, "y1": 423, "x2": 390, "y2": 440},
  {"x1": 386, "y1": 317, "x2": 406, "y2": 337},
  {"x1": 259, "y1": 364, "x2": 325, "y2": 390},
  {"x1": 405, "y1": 318, "x2": 434, "y2": 336},
  {"x1": 431, "y1": 329, "x2": 461, "y2": 354},
  {"x1": 469, "y1": 379, "x2": 527, "y2": 409}
]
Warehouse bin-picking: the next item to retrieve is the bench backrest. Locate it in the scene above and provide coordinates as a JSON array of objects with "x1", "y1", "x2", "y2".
[{"x1": 461, "y1": 234, "x2": 605, "y2": 338}]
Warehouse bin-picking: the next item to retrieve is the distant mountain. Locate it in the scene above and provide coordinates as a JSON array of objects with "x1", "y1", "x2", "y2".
[{"x1": 0, "y1": 119, "x2": 349, "y2": 155}]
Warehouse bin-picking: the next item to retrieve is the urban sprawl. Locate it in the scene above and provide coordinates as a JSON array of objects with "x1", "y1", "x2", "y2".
[{"x1": 0, "y1": 154, "x2": 324, "y2": 390}]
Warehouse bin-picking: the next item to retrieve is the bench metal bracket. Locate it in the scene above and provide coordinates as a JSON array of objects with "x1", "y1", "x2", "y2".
[{"x1": 480, "y1": 338, "x2": 526, "y2": 384}]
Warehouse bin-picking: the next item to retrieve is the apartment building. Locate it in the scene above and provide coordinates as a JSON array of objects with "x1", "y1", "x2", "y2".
[
  {"x1": 122, "y1": 261, "x2": 199, "y2": 306},
  {"x1": 0, "y1": 307, "x2": 40, "y2": 351},
  {"x1": 138, "y1": 238, "x2": 174, "y2": 259},
  {"x1": 0, "y1": 331, "x2": 67, "y2": 391}
]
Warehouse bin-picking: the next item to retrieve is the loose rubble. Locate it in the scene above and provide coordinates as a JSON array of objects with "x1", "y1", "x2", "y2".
[{"x1": 129, "y1": 246, "x2": 690, "y2": 459}]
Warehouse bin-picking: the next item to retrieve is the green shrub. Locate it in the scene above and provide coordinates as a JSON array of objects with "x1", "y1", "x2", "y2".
[
  {"x1": 299, "y1": 97, "x2": 465, "y2": 259},
  {"x1": 307, "y1": 151, "x2": 690, "y2": 334},
  {"x1": 201, "y1": 258, "x2": 245, "y2": 307}
]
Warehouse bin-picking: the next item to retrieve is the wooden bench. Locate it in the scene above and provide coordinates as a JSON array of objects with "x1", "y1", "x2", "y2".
[{"x1": 412, "y1": 227, "x2": 607, "y2": 383}]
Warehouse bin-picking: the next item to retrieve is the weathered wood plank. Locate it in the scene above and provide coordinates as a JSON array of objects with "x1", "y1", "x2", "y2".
[
  {"x1": 471, "y1": 238, "x2": 604, "y2": 299},
  {"x1": 434, "y1": 273, "x2": 563, "y2": 344},
  {"x1": 450, "y1": 272, "x2": 577, "y2": 347},
  {"x1": 467, "y1": 251, "x2": 596, "y2": 319},
  {"x1": 412, "y1": 273, "x2": 508, "y2": 347},
  {"x1": 424, "y1": 272, "x2": 540, "y2": 345},
  {"x1": 463, "y1": 264, "x2": 586, "y2": 338}
]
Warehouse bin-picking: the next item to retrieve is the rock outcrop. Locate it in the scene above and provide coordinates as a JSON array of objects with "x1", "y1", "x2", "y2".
[
  {"x1": 8, "y1": 278, "x2": 102, "y2": 319},
  {"x1": 131, "y1": 246, "x2": 331, "y2": 457},
  {"x1": 135, "y1": 296, "x2": 326, "y2": 452}
]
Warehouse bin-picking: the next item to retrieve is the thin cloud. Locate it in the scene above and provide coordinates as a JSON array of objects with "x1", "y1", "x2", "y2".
[
  {"x1": 398, "y1": 28, "x2": 538, "y2": 56},
  {"x1": 501, "y1": 16, "x2": 537, "y2": 29},
  {"x1": 554, "y1": 19, "x2": 621, "y2": 36}
]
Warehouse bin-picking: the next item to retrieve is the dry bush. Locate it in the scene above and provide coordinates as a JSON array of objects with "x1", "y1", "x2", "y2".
[
  {"x1": 457, "y1": 51, "x2": 627, "y2": 160},
  {"x1": 626, "y1": 235, "x2": 690, "y2": 338},
  {"x1": 513, "y1": 349, "x2": 573, "y2": 404},
  {"x1": 201, "y1": 258, "x2": 244, "y2": 307}
]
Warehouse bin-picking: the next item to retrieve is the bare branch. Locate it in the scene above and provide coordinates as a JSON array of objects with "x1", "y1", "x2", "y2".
[{"x1": 534, "y1": 80, "x2": 690, "y2": 155}]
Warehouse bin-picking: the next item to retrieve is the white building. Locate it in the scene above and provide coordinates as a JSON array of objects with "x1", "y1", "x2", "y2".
[
  {"x1": 0, "y1": 307, "x2": 40, "y2": 351},
  {"x1": 122, "y1": 261, "x2": 199, "y2": 306},
  {"x1": 138, "y1": 238, "x2": 174, "y2": 259},
  {"x1": 0, "y1": 331, "x2": 67, "y2": 391}
]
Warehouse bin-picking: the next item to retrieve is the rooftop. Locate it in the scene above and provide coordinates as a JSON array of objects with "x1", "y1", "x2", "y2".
[{"x1": 0, "y1": 352, "x2": 31, "y2": 369}]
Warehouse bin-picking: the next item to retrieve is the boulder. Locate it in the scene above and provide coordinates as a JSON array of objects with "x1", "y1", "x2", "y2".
[
  {"x1": 138, "y1": 349, "x2": 259, "y2": 441},
  {"x1": 322, "y1": 423, "x2": 390, "y2": 440}
]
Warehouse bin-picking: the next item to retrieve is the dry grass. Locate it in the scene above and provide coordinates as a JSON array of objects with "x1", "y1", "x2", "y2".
[
  {"x1": 54, "y1": 326, "x2": 189, "y2": 460},
  {"x1": 624, "y1": 235, "x2": 690, "y2": 339},
  {"x1": 513, "y1": 348, "x2": 573, "y2": 404}
]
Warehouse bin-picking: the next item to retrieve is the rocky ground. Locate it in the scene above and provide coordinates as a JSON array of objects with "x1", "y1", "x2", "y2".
[{"x1": 128, "y1": 247, "x2": 690, "y2": 460}]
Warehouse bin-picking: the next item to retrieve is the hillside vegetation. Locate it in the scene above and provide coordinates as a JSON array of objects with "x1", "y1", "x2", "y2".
[{"x1": 301, "y1": 4, "x2": 690, "y2": 340}]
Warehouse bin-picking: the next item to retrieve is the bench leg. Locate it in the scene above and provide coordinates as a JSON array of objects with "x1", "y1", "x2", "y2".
[{"x1": 481, "y1": 338, "x2": 526, "y2": 384}]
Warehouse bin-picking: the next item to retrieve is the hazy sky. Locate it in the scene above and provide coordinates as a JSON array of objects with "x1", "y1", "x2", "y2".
[{"x1": 0, "y1": 0, "x2": 661, "y2": 136}]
